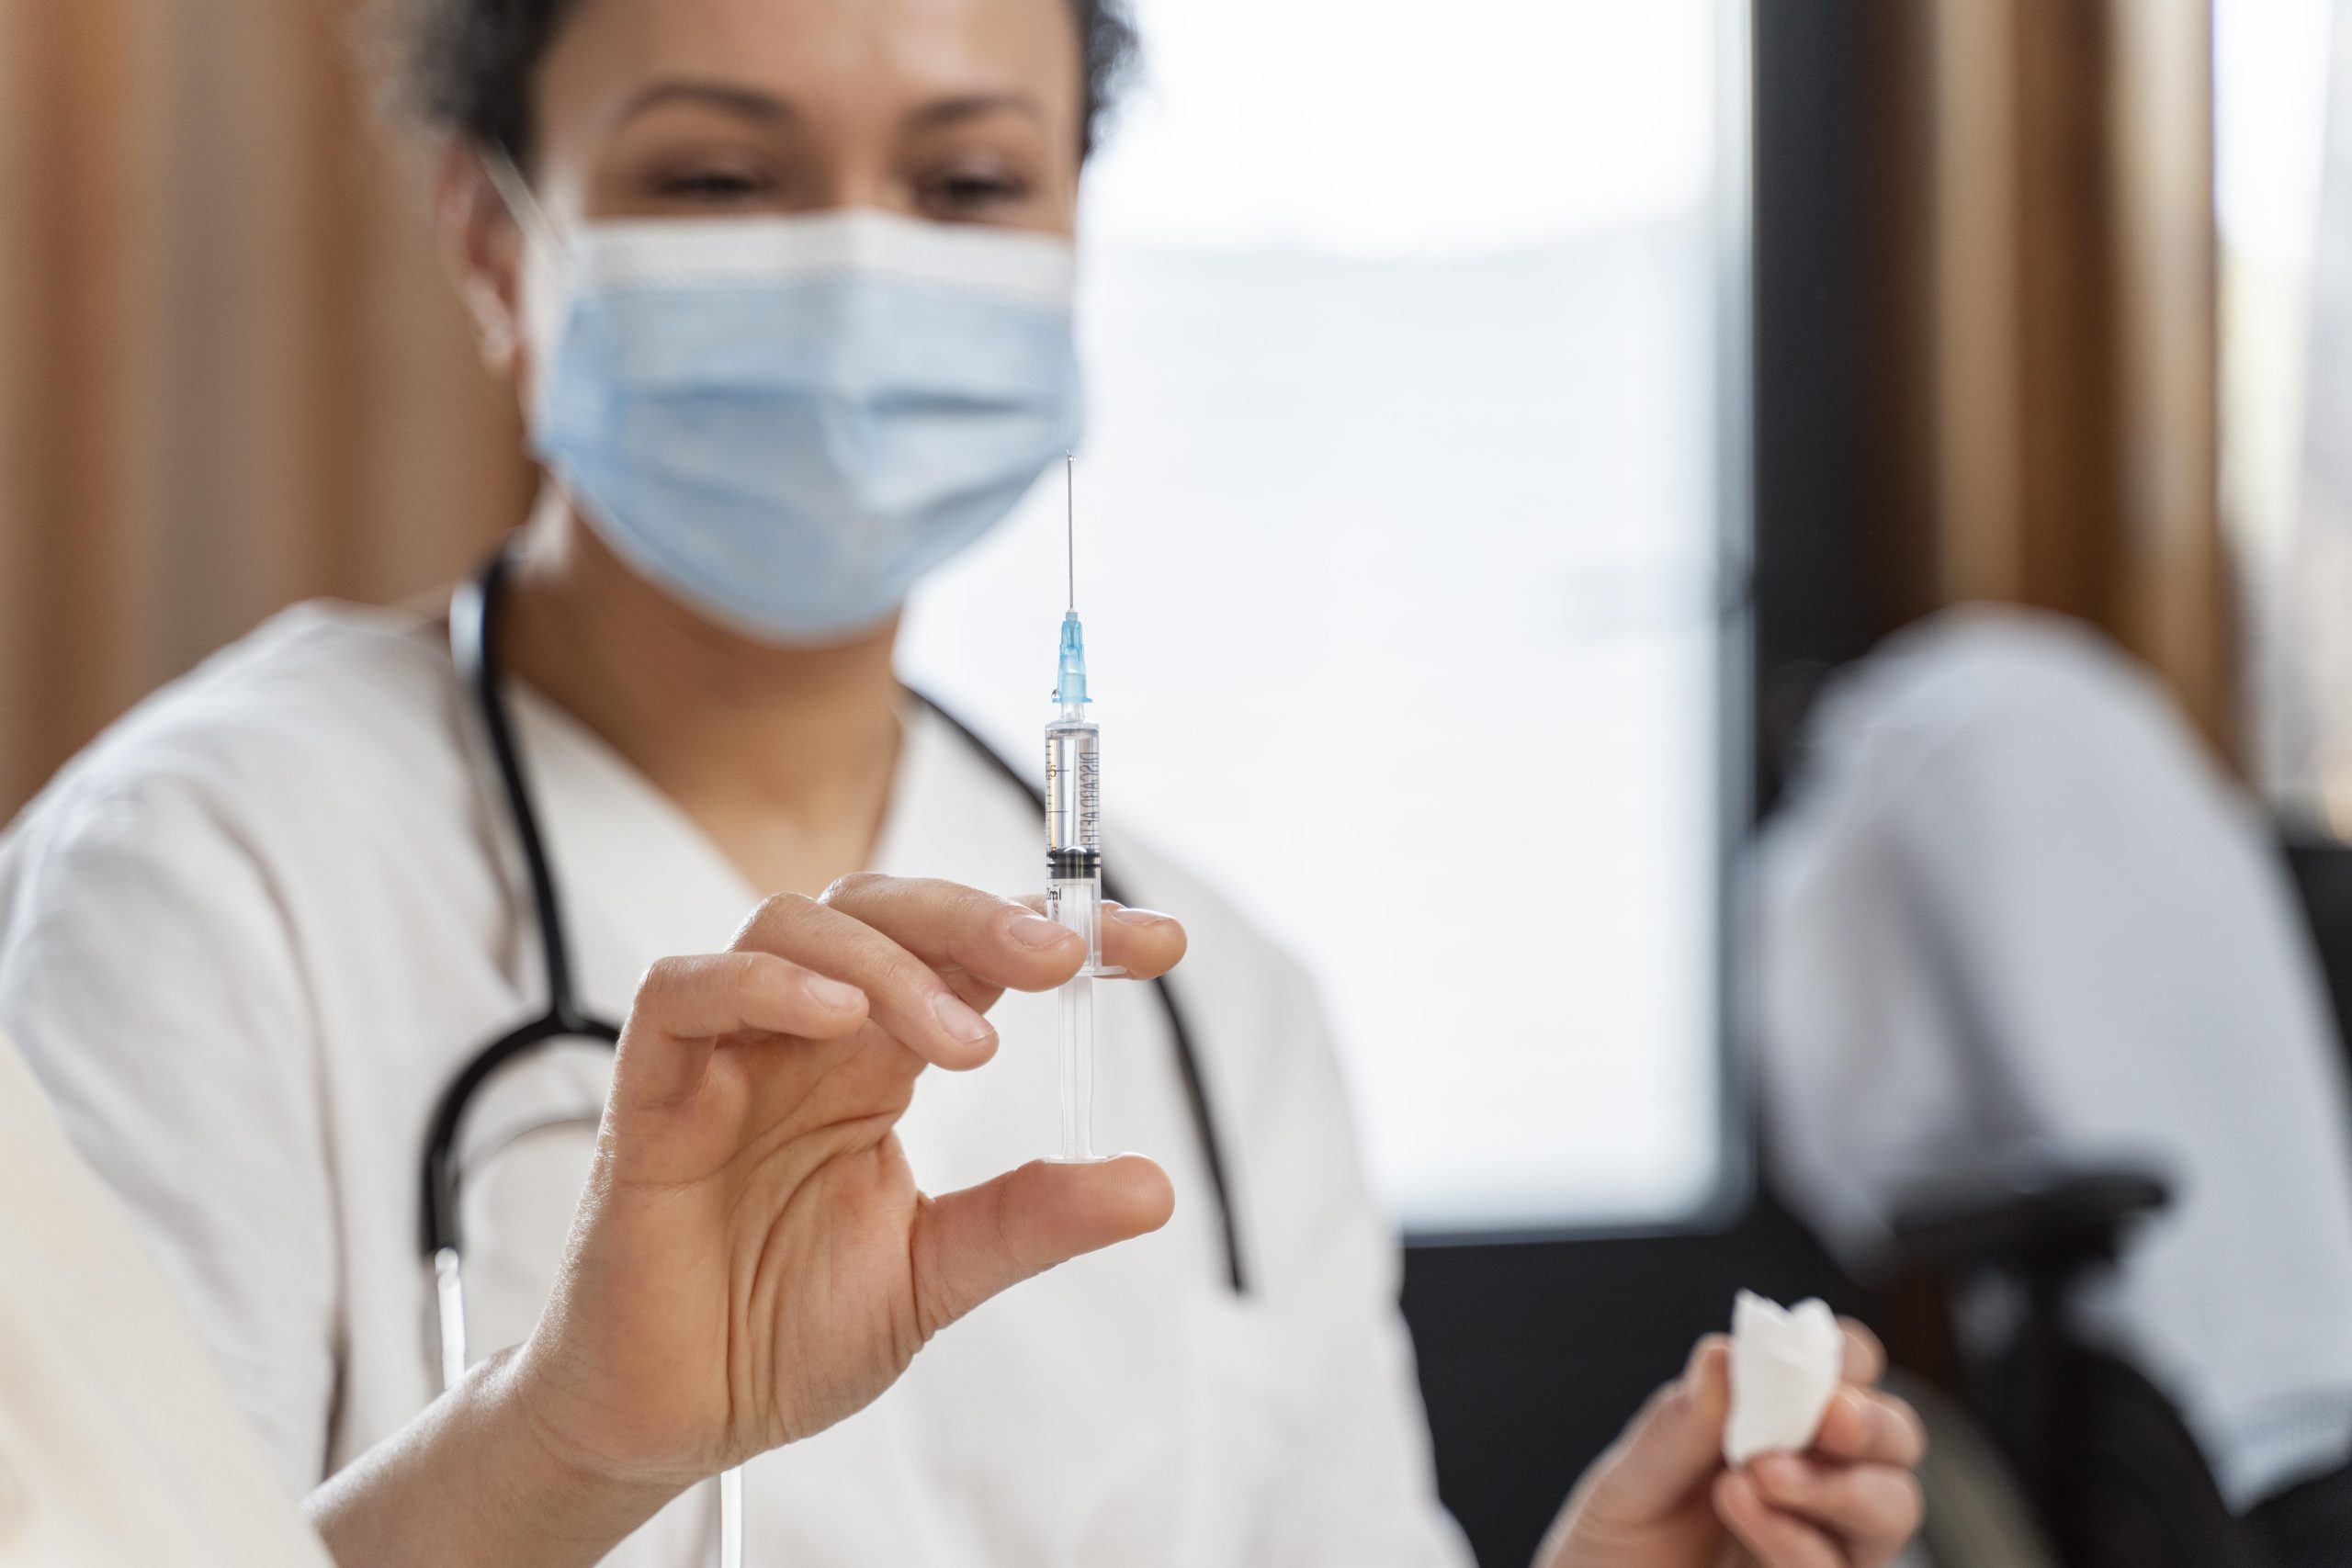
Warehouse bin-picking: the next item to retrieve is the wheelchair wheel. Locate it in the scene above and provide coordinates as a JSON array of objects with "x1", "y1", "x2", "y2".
[{"x1": 1900, "y1": 1372, "x2": 2063, "y2": 1568}]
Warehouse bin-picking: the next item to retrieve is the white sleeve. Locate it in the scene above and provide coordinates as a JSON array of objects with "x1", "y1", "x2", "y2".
[
  {"x1": 0, "y1": 1032, "x2": 336, "y2": 1568},
  {"x1": 1236, "y1": 959, "x2": 1477, "y2": 1568},
  {"x1": 0, "y1": 780, "x2": 338, "y2": 1496}
]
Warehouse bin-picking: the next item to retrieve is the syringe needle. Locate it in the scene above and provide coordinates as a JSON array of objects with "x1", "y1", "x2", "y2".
[{"x1": 1065, "y1": 452, "x2": 1076, "y2": 612}]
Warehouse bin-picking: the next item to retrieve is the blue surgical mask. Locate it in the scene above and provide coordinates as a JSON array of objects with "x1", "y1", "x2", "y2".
[{"x1": 516, "y1": 197, "x2": 1084, "y2": 643}]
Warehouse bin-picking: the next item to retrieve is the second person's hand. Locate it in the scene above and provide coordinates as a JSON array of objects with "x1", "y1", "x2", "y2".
[
  {"x1": 512, "y1": 874, "x2": 1187, "y2": 1494},
  {"x1": 1537, "y1": 1320, "x2": 1926, "y2": 1568}
]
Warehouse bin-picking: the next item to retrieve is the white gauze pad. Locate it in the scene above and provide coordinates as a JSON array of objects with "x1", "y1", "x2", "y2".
[{"x1": 1723, "y1": 1291, "x2": 1844, "y2": 1466}]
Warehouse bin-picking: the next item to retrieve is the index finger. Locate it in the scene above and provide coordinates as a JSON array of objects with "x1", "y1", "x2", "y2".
[
  {"x1": 1015, "y1": 896, "x2": 1189, "y2": 982},
  {"x1": 822, "y1": 874, "x2": 1090, "y2": 992},
  {"x1": 731, "y1": 892, "x2": 1001, "y2": 1069}
]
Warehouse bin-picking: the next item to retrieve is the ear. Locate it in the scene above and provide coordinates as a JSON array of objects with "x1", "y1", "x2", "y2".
[{"x1": 435, "y1": 141, "x2": 528, "y2": 384}]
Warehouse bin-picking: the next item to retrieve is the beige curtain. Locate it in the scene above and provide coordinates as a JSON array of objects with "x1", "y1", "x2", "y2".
[
  {"x1": 1870, "y1": 0, "x2": 2233, "y2": 761},
  {"x1": 0, "y1": 0, "x2": 531, "y2": 815}
]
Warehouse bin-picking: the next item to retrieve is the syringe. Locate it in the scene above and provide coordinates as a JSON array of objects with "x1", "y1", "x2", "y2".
[{"x1": 1045, "y1": 456, "x2": 1120, "y2": 1163}]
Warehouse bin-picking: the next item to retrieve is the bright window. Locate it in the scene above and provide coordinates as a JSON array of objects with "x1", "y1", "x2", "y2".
[
  {"x1": 902, "y1": 0, "x2": 1745, "y2": 1231},
  {"x1": 2212, "y1": 0, "x2": 2352, "y2": 824}
]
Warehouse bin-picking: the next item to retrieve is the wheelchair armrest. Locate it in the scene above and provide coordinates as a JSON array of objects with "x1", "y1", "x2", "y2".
[{"x1": 1887, "y1": 1162, "x2": 2171, "y2": 1280}]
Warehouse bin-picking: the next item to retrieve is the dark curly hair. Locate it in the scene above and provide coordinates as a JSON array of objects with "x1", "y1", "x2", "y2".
[{"x1": 392, "y1": 0, "x2": 1139, "y2": 166}]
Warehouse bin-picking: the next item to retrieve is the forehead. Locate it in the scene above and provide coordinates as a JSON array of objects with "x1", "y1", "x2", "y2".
[{"x1": 537, "y1": 0, "x2": 1083, "y2": 133}]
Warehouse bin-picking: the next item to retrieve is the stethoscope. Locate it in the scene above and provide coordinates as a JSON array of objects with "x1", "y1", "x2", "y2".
[{"x1": 419, "y1": 546, "x2": 1247, "y2": 1562}]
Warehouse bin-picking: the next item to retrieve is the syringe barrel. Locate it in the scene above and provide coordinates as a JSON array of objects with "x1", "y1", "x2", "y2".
[
  {"x1": 1044, "y1": 709, "x2": 1101, "y2": 859},
  {"x1": 1045, "y1": 870, "x2": 1102, "y2": 975},
  {"x1": 1043, "y1": 691, "x2": 1103, "y2": 1163}
]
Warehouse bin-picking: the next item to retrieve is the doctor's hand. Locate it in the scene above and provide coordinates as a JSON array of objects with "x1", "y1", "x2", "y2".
[
  {"x1": 1534, "y1": 1322, "x2": 1926, "y2": 1568},
  {"x1": 310, "y1": 875, "x2": 1184, "y2": 1568},
  {"x1": 518, "y1": 874, "x2": 1185, "y2": 1489}
]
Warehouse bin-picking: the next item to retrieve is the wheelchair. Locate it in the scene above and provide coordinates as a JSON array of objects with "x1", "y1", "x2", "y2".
[
  {"x1": 1881, "y1": 1163, "x2": 2248, "y2": 1567},
  {"x1": 1878, "y1": 828, "x2": 2352, "y2": 1568}
]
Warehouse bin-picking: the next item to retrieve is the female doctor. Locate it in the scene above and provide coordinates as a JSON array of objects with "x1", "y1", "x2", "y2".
[{"x1": 0, "y1": 0, "x2": 1924, "y2": 1562}]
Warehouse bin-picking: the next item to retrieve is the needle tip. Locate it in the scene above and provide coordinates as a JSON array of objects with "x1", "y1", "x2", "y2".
[{"x1": 1064, "y1": 453, "x2": 1076, "y2": 612}]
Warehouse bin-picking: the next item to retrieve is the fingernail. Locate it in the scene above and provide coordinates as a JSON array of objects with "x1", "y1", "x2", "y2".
[
  {"x1": 1751, "y1": 1454, "x2": 1804, "y2": 1493},
  {"x1": 933, "y1": 991, "x2": 996, "y2": 1044},
  {"x1": 1007, "y1": 912, "x2": 1073, "y2": 949},
  {"x1": 808, "y1": 976, "x2": 864, "y2": 1012},
  {"x1": 1107, "y1": 906, "x2": 1173, "y2": 925}
]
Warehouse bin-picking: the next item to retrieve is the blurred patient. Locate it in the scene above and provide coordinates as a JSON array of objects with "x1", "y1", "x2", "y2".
[{"x1": 1760, "y1": 606, "x2": 2352, "y2": 1532}]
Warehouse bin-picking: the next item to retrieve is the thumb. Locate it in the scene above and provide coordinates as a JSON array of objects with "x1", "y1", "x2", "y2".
[
  {"x1": 910, "y1": 1156, "x2": 1175, "y2": 1336},
  {"x1": 1587, "y1": 1336, "x2": 1734, "y2": 1522}
]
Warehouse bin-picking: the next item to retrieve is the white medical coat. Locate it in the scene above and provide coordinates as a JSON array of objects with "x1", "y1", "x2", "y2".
[
  {"x1": 0, "y1": 1026, "x2": 332, "y2": 1568},
  {"x1": 0, "y1": 601, "x2": 1470, "y2": 1568}
]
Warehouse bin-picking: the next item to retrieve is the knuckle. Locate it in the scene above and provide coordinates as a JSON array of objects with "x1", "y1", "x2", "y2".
[
  {"x1": 737, "y1": 892, "x2": 820, "y2": 945},
  {"x1": 763, "y1": 890, "x2": 822, "y2": 922},
  {"x1": 638, "y1": 953, "x2": 695, "y2": 998},
  {"x1": 730, "y1": 949, "x2": 786, "y2": 989},
  {"x1": 820, "y1": 871, "x2": 889, "y2": 905}
]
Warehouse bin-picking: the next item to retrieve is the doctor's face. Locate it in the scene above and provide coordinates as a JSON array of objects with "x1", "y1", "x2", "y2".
[
  {"x1": 451, "y1": 0, "x2": 1088, "y2": 388},
  {"x1": 530, "y1": 0, "x2": 1087, "y2": 231}
]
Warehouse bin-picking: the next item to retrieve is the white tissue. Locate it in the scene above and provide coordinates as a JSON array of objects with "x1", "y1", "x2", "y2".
[{"x1": 1724, "y1": 1291, "x2": 1843, "y2": 1466}]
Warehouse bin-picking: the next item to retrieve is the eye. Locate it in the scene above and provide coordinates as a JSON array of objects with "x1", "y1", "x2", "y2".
[
  {"x1": 921, "y1": 163, "x2": 1031, "y2": 219},
  {"x1": 652, "y1": 164, "x2": 775, "y2": 209}
]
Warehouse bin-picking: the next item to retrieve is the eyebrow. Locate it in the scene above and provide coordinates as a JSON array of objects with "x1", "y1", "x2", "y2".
[
  {"x1": 616, "y1": 80, "x2": 798, "y2": 128},
  {"x1": 907, "y1": 93, "x2": 1046, "y2": 131}
]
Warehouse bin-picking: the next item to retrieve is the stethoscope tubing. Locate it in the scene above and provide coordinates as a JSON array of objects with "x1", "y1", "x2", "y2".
[{"x1": 419, "y1": 542, "x2": 1249, "y2": 1561}]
